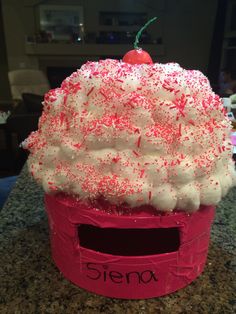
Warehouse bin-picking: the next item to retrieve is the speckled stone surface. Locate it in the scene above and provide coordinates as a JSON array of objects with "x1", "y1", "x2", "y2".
[{"x1": 0, "y1": 165, "x2": 235, "y2": 314}]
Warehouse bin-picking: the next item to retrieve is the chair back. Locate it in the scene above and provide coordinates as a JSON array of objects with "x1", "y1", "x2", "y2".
[{"x1": 8, "y1": 69, "x2": 50, "y2": 101}]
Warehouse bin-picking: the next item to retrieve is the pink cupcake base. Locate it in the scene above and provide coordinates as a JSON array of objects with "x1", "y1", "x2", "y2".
[{"x1": 45, "y1": 194, "x2": 215, "y2": 299}]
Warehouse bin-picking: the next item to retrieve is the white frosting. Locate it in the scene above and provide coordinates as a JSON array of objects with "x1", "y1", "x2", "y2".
[{"x1": 24, "y1": 59, "x2": 236, "y2": 212}]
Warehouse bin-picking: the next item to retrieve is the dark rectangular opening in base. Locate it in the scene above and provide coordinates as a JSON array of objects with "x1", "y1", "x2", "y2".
[{"x1": 78, "y1": 225, "x2": 180, "y2": 256}]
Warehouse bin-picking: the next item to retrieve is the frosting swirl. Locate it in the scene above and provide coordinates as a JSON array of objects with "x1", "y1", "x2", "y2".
[{"x1": 24, "y1": 59, "x2": 236, "y2": 212}]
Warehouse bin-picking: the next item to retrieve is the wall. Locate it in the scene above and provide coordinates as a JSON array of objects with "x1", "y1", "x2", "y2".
[
  {"x1": 2, "y1": 0, "x2": 39, "y2": 72},
  {"x1": 0, "y1": 0, "x2": 11, "y2": 101},
  {"x1": 161, "y1": 0, "x2": 218, "y2": 71},
  {"x1": 1, "y1": 0, "x2": 218, "y2": 98}
]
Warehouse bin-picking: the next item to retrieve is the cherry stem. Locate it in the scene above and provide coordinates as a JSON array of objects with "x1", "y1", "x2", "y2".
[{"x1": 134, "y1": 17, "x2": 157, "y2": 50}]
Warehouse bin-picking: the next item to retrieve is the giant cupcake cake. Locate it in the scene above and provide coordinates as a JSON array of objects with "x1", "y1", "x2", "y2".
[{"x1": 23, "y1": 20, "x2": 236, "y2": 297}]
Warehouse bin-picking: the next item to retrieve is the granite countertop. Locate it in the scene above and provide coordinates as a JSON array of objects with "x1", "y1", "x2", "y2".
[{"x1": 0, "y1": 165, "x2": 235, "y2": 313}]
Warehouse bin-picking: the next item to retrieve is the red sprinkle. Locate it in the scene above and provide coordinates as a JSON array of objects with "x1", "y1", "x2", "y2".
[
  {"x1": 178, "y1": 124, "x2": 182, "y2": 136},
  {"x1": 87, "y1": 87, "x2": 94, "y2": 96},
  {"x1": 99, "y1": 90, "x2": 108, "y2": 99},
  {"x1": 188, "y1": 120, "x2": 195, "y2": 126},
  {"x1": 148, "y1": 191, "x2": 152, "y2": 200},
  {"x1": 133, "y1": 150, "x2": 140, "y2": 157},
  {"x1": 137, "y1": 136, "x2": 142, "y2": 148},
  {"x1": 140, "y1": 169, "x2": 145, "y2": 178},
  {"x1": 74, "y1": 143, "x2": 82, "y2": 149},
  {"x1": 112, "y1": 156, "x2": 120, "y2": 163}
]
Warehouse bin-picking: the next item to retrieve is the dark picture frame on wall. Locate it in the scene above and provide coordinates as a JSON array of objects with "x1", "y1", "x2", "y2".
[{"x1": 39, "y1": 5, "x2": 84, "y2": 42}]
